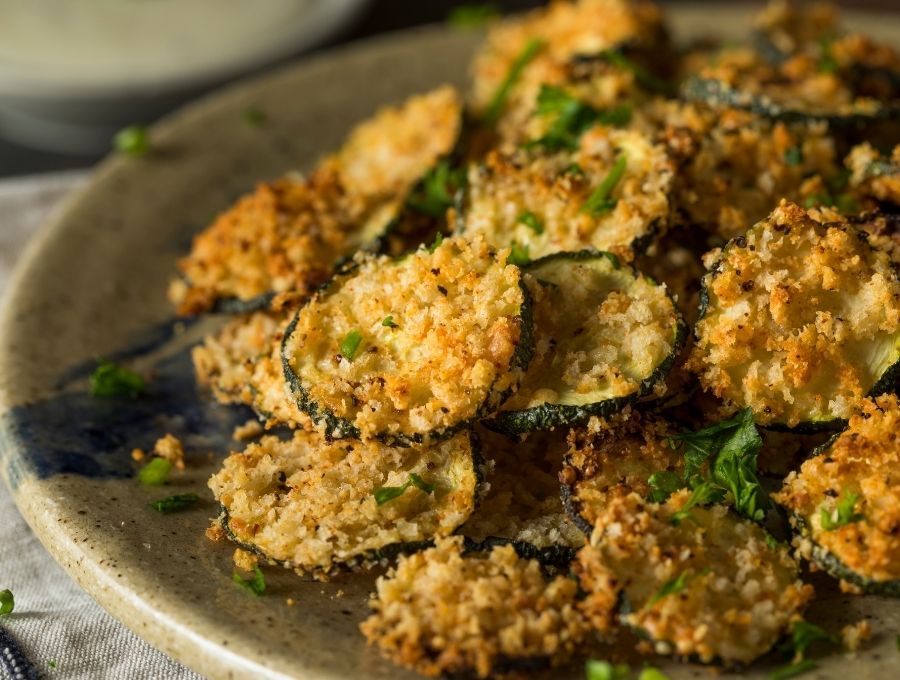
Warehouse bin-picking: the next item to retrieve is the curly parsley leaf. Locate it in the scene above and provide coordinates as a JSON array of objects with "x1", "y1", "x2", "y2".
[
  {"x1": 484, "y1": 38, "x2": 544, "y2": 125},
  {"x1": 820, "y1": 490, "x2": 864, "y2": 531},
  {"x1": 582, "y1": 155, "x2": 627, "y2": 216},
  {"x1": 90, "y1": 359, "x2": 145, "y2": 398},
  {"x1": 150, "y1": 493, "x2": 200, "y2": 514},
  {"x1": 374, "y1": 474, "x2": 436, "y2": 506},
  {"x1": 232, "y1": 566, "x2": 266, "y2": 596},
  {"x1": 406, "y1": 161, "x2": 466, "y2": 218},
  {"x1": 0, "y1": 589, "x2": 13, "y2": 616}
]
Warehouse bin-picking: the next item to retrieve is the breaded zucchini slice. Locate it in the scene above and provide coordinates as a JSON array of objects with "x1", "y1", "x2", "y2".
[
  {"x1": 689, "y1": 201, "x2": 900, "y2": 429},
  {"x1": 774, "y1": 394, "x2": 900, "y2": 595},
  {"x1": 208, "y1": 429, "x2": 481, "y2": 576},
  {"x1": 847, "y1": 143, "x2": 900, "y2": 207},
  {"x1": 463, "y1": 127, "x2": 673, "y2": 261},
  {"x1": 574, "y1": 491, "x2": 813, "y2": 663},
  {"x1": 682, "y1": 40, "x2": 900, "y2": 124},
  {"x1": 192, "y1": 310, "x2": 305, "y2": 427},
  {"x1": 282, "y1": 236, "x2": 533, "y2": 445},
  {"x1": 461, "y1": 428, "x2": 584, "y2": 565},
  {"x1": 360, "y1": 536, "x2": 590, "y2": 678},
  {"x1": 751, "y1": 0, "x2": 839, "y2": 65},
  {"x1": 469, "y1": 0, "x2": 667, "y2": 128},
  {"x1": 170, "y1": 87, "x2": 463, "y2": 314},
  {"x1": 560, "y1": 411, "x2": 686, "y2": 534},
  {"x1": 487, "y1": 251, "x2": 684, "y2": 434}
]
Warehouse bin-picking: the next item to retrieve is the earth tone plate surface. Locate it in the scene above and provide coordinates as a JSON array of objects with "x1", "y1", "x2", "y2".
[{"x1": 1, "y1": 5, "x2": 898, "y2": 680}]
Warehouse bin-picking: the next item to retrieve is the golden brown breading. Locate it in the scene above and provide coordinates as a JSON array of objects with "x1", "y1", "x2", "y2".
[
  {"x1": 689, "y1": 201, "x2": 900, "y2": 427},
  {"x1": 361, "y1": 536, "x2": 590, "y2": 678},
  {"x1": 774, "y1": 394, "x2": 900, "y2": 587},
  {"x1": 575, "y1": 491, "x2": 813, "y2": 663},
  {"x1": 847, "y1": 143, "x2": 900, "y2": 206}
]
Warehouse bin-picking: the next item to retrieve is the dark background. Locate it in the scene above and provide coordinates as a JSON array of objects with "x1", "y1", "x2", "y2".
[{"x1": 0, "y1": 0, "x2": 895, "y2": 178}]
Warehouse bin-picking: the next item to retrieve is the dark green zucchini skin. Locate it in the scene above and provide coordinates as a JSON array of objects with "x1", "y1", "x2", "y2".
[
  {"x1": 681, "y1": 76, "x2": 900, "y2": 126},
  {"x1": 788, "y1": 512, "x2": 900, "y2": 596},
  {"x1": 283, "y1": 274, "x2": 534, "y2": 447},
  {"x1": 461, "y1": 535, "x2": 578, "y2": 570},
  {"x1": 485, "y1": 250, "x2": 687, "y2": 436},
  {"x1": 560, "y1": 481, "x2": 594, "y2": 537}
]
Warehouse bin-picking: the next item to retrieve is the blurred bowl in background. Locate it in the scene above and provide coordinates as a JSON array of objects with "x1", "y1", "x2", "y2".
[{"x1": 0, "y1": 0, "x2": 369, "y2": 154}]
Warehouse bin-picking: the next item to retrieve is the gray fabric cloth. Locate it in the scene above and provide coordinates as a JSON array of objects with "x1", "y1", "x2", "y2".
[{"x1": 0, "y1": 172, "x2": 202, "y2": 680}]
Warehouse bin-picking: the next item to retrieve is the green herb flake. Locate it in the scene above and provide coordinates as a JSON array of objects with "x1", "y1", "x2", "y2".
[
  {"x1": 778, "y1": 620, "x2": 838, "y2": 667},
  {"x1": 374, "y1": 473, "x2": 436, "y2": 506},
  {"x1": 670, "y1": 480, "x2": 725, "y2": 525},
  {"x1": 447, "y1": 3, "x2": 499, "y2": 29},
  {"x1": 232, "y1": 566, "x2": 266, "y2": 596},
  {"x1": 484, "y1": 38, "x2": 544, "y2": 125},
  {"x1": 526, "y1": 85, "x2": 631, "y2": 151},
  {"x1": 48, "y1": 660, "x2": 57, "y2": 670},
  {"x1": 585, "y1": 659, "x2": 630, "y2": 680},
  {"x1": 242, "y1": 107, "x2": 266, "y2": 127},
  {"x1": 407, "y1": 161, "x2": 465, "y2": 218},
  {"x1": 0, "y1": 589, "x2": 13, "y2": 616},
  {"x1": 582, "y1": 155, "x2": 627, "y2": 216},
  {"x1": 648, "y1": 570, "x2": 690, "y2": 606},
  {"x1": 90, "y1": 359, "x2": 145, "y2": 398},
  {"x1": 770, "y1": 659, "x2": 818, "y2": 680},
  {"x1": 382, "y1": 315, "x2": 398, "y2": 328},
  {"x1": 518, "y1": 210, "x2": 544, "y2": 235},
  {"x1": 138, "y1": 457, "x2": 172, "y2": 486},
  {"x1": 150, "y1": 493, "x2": 200, "y2": 514},
  {"x1": 638, "y1": 668, "x2": 670, "y2": 680},
  {"x1": 508, "y1": 241, "x2": 531, "y2": 266},
  {"x1": 818, "y1": 37, "x2": 838, "y2": 74},
  {"x1": 340, "y1": 329, "x2": 363, "y2": 361},
  {"x1": 647, "y1": 470, "x2": 685, "y2": 503},
  {"x1": 114, "y1": 124, "x2": 149, "y2": 157},
  {"x1": 820, "y1": 490, "x2": 864, "y2": 531},
  {"x1": 784, "y1": 145, "x2": 804, "y2": 166},
  {"x1": 427, "y1": 232, "x2": 444, "y2": 253},
  {"x1": 598, "y1": 49, "x2": 674, "y2": 95}
]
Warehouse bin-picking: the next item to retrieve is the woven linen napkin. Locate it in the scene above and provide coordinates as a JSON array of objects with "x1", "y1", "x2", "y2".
[{"x1": 0, "y1": 172, "x2": 201, "y2": 680}]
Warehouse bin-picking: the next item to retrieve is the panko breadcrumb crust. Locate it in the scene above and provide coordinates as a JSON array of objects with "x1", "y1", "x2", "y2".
[
  {"x1": 283, "y1": 236, "x2": 532, "y2": 444},
  {"x1": 775, "y1": 394, "x2": 900, "y2": 592},
  {"x1": 361, "y1": 536, "x2": 590, "y2": 678},
  {"x1": 689, "y1": 200, "x2": 900, "y2": 427},
  {"x1": 575, "y1": 491, "x2": 813, "y2": 664}
]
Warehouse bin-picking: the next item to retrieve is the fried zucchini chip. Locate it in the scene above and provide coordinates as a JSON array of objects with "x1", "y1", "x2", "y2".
[
  {"x1": 775, "y1": 394, "x2": 900, "y2": 595},
  {"x1": 575, "y1": 491, "x2": 813, "y2": 663},
  {"x1": 361, "y1": 536, "x2": 590, "y2": 678},
  {"x1": 282, "y1": 236, "x2": 533, "y2": 445},
  {"x1": 209, "y1": 429, "x2": 481, "y2": 576},
  {"x1": 689, "y1": 200, "x2": 900, "y2": 429}
]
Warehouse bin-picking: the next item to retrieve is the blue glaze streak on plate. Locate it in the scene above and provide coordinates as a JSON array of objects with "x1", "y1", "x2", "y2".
[{"x1": 0, "y1": 322, "x2": 252, "y2": 491}]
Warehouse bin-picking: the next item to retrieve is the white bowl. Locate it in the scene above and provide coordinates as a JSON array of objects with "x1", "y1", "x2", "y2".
[{"x1": 0, "y1": 0, "x2": 369, "y2": 154}]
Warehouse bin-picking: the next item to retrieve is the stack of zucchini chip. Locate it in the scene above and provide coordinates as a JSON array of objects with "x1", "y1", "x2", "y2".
[{"x1": 171, "y1": 0, "x2": 900, "y2": 677}]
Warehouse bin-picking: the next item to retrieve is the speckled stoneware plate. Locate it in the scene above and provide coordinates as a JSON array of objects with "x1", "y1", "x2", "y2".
[{"x1": 2, "y1": 6, "x2": 899, "y2": 680}]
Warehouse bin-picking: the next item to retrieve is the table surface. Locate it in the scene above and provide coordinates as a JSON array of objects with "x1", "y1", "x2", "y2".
[{"x1": 1, "y1": 0, "x2": 897, "y2": 178}]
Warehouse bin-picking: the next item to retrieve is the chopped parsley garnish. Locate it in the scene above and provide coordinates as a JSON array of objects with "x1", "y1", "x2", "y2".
[
  {"x1": 648, "y1": 570, "x2": 690, "y2": 606},
  {"x1": 818, "y1": 37, "x2": 838, "y2": 74},
  {"x1": 771, "y1": 621, "x2": 837, "y2": 679},
  {"x1": 0, "y1": 589, "x2": 13, "y2": 616},
  {"x1": 340, "y1": 329, "x2": 363, "y2": 361},
  {"x1": 804, "y1": 192, "x2": 858, "y2": 214},
  {"x1": 638, "y1": 668, "x2": 669, "y2": 680},
  {"x1": 664, "y1": 408, "x2": 769, "y2": 523},
  {"x1": 90, "y1": 359, "x2": 145, "y2": 398},
  {"x1": 770, "y1": 659, "x2": 818, "y2": 680},
  {"x1": 563, "y1": 163, "x2": 586, "y2": 177},
  {"x1": 582, "y1": 155, "x2": 627, "y2": 216},
  {"x1": 508, "y1": 241, "x2": 531, "y2": 266},
  {"x1": 232, "y1": 566, "x2": 266, "y2": 596},
  {"x1": 407, "y1": 161, "x2": 465, "y2": 218},
  {"x1": 374, "y1": 473, "x2": 435, "y2": 506},
  {"x1": 447, "y1": 3, "x2": 499, "y2": 29},
  {"x1": 382, "y1": 315, "x2": 398, "y2": 328},
  {"x1": 114, "y1": 125, "x2": 149, "y2": 157},
  {"x1": 138, "y1": 457, "x2": 172, "y2": 486},
  {"x1": 597, "y1": 49, "x2": 674, "y2": 95},
  {"x1": 517, "y1": 210, "x2": 544, "y2": 235},
  {"x1": 242, "y1": 107, "x2": 266, "y2": 127},
  {"x1": 48, "y1": 660, "x2": 57, "y2": 670},
  {"x1": 585, "y1": 660, "x2": 630, "y2": 680},
  {"x1": 427, "y1": 232, "x2": 444, "y2": 253},
  {"x1": 484, "y1": 38, "x2": 544, "y2": 125},
  {"x1": 150, "y1": 493, "x2": 200, "y2": 514},
  {"x1": 670, "y1": 480, "x2": 725, "y2": 525},
  {"x1": 526, "y1": 85, "x2": 631, "y2": 151},
  {"x1": 647, "y1": 470, "x2": 686, "y2": 503},
  {"x1": 819, "y1": 489, "x2": 864, "y2": 531},
  {"x1": 784, "y1": 145, "x2": 804, "y2": 166}
]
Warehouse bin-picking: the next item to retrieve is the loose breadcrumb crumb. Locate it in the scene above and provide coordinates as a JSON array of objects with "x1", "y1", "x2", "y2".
[
  {"x1": 233, "y1": 549, "x2": 259, "y2": 572},
  {"x1": 841, "y1": 620, "x2": 872, "y2": 653},
  {"x1": 232, "y1": 419, "x2": 264, "y2": 442},
  {"x1": 153, "y1": 434, "x2": 185, "y2": 470}
]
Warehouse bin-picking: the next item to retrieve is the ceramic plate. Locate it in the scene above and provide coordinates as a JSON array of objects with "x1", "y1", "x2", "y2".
[{"x1": 2, "y1": 7, "x2": 899, "y2": 679}]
